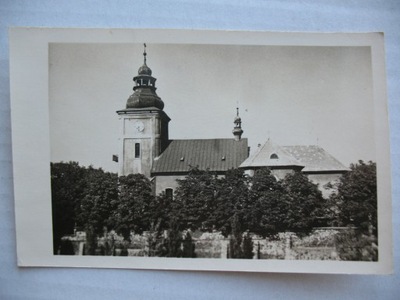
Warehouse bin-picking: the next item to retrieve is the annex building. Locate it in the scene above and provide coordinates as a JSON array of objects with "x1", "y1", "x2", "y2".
[{"x1": 116, "y1": 48, "x2": 348, "y2": 198}]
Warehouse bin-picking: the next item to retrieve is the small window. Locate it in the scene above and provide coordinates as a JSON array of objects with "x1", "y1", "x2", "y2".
[
  {"x1": 135, "y1": 143, "x2": 140, "y2": 158},
  {"x1": 270, "y1": 153, "x2": 279, "y2": 159},
  {"x1": 165, "y1": 188, "x2": 173, "y2": 200}
]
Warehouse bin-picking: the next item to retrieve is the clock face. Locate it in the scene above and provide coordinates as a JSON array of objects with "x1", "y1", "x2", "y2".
[{"x1": 134, "y1": 121, "x2": 145, "y2": 132}]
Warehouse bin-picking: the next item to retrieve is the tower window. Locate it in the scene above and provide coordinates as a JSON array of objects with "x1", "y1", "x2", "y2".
[
  {"x1": 270, "y1": 153, "x2": 279, "y2": 159},
  {"x1": 135, "y1": 143, "x2": 140, "y2": 158},
  {"x1": 165, "y1": 188, "x2": 173, "y2": 200}
]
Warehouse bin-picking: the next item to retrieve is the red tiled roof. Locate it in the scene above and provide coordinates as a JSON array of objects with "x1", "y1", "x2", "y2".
[{"x1": 151, "y1": 138, "x2": 248, "y2": 174}]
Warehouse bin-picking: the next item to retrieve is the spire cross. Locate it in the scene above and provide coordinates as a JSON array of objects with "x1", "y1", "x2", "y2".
[
  {"x1": 236, "y1": 107, "x2": 239, "y2": 116},
  {"x1": 143, "y1": 43, "x2": 147, "y2": 64}
]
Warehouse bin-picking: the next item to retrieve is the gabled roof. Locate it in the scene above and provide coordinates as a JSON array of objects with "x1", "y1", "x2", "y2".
[
  {"x1": 282, "y1": 145, "x2": 349, "y2": 172},
  {"x1": 152, "y1": 138, "x2": 249, "y2": 174},
  {"x1": 239, "y1": 139, "x2": 304, "y2": 169},
  {"x1": 239, "y1": 139, "x2": 348, "y2": 173}
]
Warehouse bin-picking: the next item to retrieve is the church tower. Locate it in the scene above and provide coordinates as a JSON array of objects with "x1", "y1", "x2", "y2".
[{"x1": 117, "y1": 45, "x2": 170, "y2": 177}]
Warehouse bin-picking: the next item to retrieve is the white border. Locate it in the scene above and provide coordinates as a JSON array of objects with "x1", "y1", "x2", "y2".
[{"x1": 9, "y1": 28, "x2": 392, "y2": 274}]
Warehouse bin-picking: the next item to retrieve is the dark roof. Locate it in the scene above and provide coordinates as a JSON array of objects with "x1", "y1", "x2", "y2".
[
  {"x1": 152, "y1": 138, "x2": 248, "y2": 174},
  {"x1": 282, "y1": 145, "x2": 349, "y2": 172}
]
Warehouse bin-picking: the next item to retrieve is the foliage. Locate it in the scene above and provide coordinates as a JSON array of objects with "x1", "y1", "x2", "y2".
[
  {"x1": 111, "y1": 173, "x2": 154, "y2": 240},
  {"x1": 153, "y1": 227, "x2": 182, "y2": 258},
  {"x1": 171, "y1": 167, "x2": 329, "y2": 238},
  {"x1": 78, "y1": 167, "x2": 118, "y2": 236},
  {"x1": 228, "y1": 215, "x2": 253, "y2": 259},
  {"x1": 242, "y1": 232, "x2": 254, "y2": 259},
  {"x1": 98, "y1": 230, "x2": 124, "y2": 256},
  {"x1": 335, "y1": 228, "x2": 378, "y2": 261},
  {"x1": 173, "y1": 167, "x2": 218, "y2": 230},
  {"x1": 248, "y1": 168, "x2": 288, "y2": 236},
  {"x1": 281, "y1": 171, "x2": 326, "y2": 232},
  {"x1": 328, "y1": 161, "x2": 378, "y2": 261},
  {"x1": 228, "y1": 214, "x2": 243, "y2": 259},
  {"x1": 51, "y1": 162, "x2": 87, "y2": 254},
  {"x1": 51, "y1": 162, "x2": 120, "y2": 254},
  {"x1": 210, "y1": 168, "x2": 250, "y2": 235},
  {"x1": 148, "y1": 191, "x2": 172, "y2": 233},
  {"x1": 52, "y1": 160, "x2": 376, "y2": 259},
  {"x1": 59, "y1": 239, "x2": 75, "y2": 255},
  {"x1": 181, "y1": 230, "x2": 196, "y2": 258},
  {"x1": 331, "y1": 160, "x2": 377, "y2": 232}
]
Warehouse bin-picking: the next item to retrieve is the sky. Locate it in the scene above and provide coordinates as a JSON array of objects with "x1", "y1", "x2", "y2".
[{"x1": 49, "y1": 43, "x2": 375, "y2": 173}]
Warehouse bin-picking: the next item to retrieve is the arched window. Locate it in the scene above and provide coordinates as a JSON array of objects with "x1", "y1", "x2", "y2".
[
  {"x1": 135, "y1": 143, "x2": 140, "y2": 158},
  {"x1": 270, "y1": 153, "x2": 279, "y2": 159},
  {"x1": 165, "y1": 188, "x2": 173, "y2": 200}
]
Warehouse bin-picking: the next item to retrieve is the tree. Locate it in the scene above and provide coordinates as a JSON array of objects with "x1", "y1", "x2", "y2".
[
  {"x1": 329, "y1": 161, "x2": 377, "y2": 261},
  {"x1": 50, "y1": 162, "x2": 87, "y2": 254},
  {"x1": 248, "y1": 168, "x2": 288, "y2": 236},
  {"x1": 333, "y1": 160, "x2": 377, "y2": 232},
  {"x1": 111, "y1": 173, "x2": 154, "y2": 240},
  {"x1": 173, "y1": 167, "x2": 217, "y2": 230},
  {"x1": 152, "y1": 220, "x2": 183, "y2": 258},
  {"x1": 78, "y1": 167, "x2": 118, "y2": 254},
  {"x1": 281, "y1": 171, "x2": 326, "y2": 232},
  {"x1": 228, "y1": 214, "x2": 243, "y2": 259},
  {"x1": 242, "y1": 231, "x2": 254, "y2": 259},
  {"x1": 181, "y1": 230, "x2": 196, "y2": 258},
  {"x1": 148, "y1": 191, "x2": 172, "y2": 233},
  {"x1": 335, "y1": 228, "x2": 378, "y2": 261},
  {"x1": 228, "y1": 214, "x2": 253, "y2": 259},
  {"x1": 210, "y1": 168, "x2": 250, "y2": 235}
]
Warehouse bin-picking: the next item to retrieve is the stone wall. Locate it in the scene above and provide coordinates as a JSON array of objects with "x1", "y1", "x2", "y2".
[{"x1": 62, "y1": 229, "x2": 345, "y2": 260}]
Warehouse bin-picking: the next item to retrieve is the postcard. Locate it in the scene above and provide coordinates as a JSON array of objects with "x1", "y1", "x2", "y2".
[{"x1": 10, "y1": 28, "x2": 392, "y2": 274}]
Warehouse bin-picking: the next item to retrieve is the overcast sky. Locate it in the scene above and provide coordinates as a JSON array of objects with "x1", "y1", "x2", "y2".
[{"x1": 49, "y1": 43, "x2": 375, "y2": 173}]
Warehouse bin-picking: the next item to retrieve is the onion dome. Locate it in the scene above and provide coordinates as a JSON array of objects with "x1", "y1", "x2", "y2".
[
  {"x1": 126, "y1": 44, "x2": 164, "y2": 110},
  {"x1": 234, "y1": 115, "x2": 241, "y2": 123},
  {"x1": 138, "y1": 63, "x2": 152, "y2": 76}
]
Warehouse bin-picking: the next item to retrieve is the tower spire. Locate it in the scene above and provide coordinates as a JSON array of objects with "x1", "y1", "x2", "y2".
[
  {"x1": 232, "y1": 107, "x2": 244, "y2": 141},
  {"x1": 143, "y1": 43, "x2": 147, "y2": 65},
  {"x1": 124, "y1": 44, "x2": 164, "y2": 110}
]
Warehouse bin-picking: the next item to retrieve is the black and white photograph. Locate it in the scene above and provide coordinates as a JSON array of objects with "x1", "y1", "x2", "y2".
[{"x1": 10, "y1": 28, "x2": 392, "y2": 273}]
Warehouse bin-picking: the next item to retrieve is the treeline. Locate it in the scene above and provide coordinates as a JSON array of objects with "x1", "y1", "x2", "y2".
[{"x1": 51, "y1": 161, "x2": 377, "y2": 259}]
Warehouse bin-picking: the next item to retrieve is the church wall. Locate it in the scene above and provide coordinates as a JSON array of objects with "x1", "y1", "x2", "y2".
[
  {"x1": 243, "y1": 168, "x2": 295, "y2": 179},
  {"x1": 154, "y1": 175, "x2": 187, "y2": 196},
  {"x1": 306, "y1": 173, "x2": 343, "y2": 198},
  {"x1": 271, "y1": 169, "x2": 295, "y2": 180},
  {"x1": 119, "y1": 111, "x2": 169, "y2": 178},
  {"x1": 243, "y1": 168, "x2": 343, "y2": 198},
  {"x1": 123, "y1": 138, "x2": 152, "y2": 176}
]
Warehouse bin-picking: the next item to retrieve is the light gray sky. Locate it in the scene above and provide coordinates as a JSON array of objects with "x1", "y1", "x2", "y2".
[{"x1": 49, "y1": 43, "x2": 375, "y2": 173}]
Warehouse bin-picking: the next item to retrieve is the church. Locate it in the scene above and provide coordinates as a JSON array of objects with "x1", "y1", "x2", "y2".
[{"x1": 116, "y1": 47, "x2": 348, "y2": 198}]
